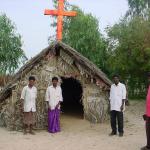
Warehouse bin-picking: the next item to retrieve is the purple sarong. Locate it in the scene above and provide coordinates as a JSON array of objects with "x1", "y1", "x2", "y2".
[{"x1": 48, "y1": 108, "x2": 60, "y2": 133}]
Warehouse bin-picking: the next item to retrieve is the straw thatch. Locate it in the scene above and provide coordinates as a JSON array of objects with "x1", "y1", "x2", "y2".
[
  {"x1": 0, "y1": 75, "x2": 12, "y2": 92},
  {"x1": 0, "y1": 41, "x2": 111, "y2": 130}
]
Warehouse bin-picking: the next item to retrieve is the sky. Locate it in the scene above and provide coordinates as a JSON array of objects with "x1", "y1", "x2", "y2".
[{"x1": 0, "y1": 0, "x2": 128, "y2": 59}]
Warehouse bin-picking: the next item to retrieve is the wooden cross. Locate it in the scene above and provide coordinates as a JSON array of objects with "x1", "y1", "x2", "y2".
[{"x1": 44, "y1": 0, "x2": 77, "y2": 41}]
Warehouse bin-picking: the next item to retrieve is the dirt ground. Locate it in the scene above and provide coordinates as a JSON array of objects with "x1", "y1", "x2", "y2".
[{"x1": 0, "y1": 101, "x2": 147, "y2": 150}]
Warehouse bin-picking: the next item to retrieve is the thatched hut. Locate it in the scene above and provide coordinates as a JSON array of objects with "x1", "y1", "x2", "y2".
[
  {"x1": 0, "y1": 75, "x2": 12, "y2": 92},
  {"x1": 0, "y1": 41, "x2": 111, "y2": 130}
]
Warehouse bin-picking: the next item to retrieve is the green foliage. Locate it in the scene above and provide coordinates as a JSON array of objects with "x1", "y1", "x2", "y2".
[
  {"x1": 106, "y1": 1, "x2": 150, "y2": 98},
  {"x1": 0, "y1": 14, "x2": 26, "y2": 75},
  {"x1": 126, "y1": 0, "x2": 150, "y2": 18},
  {"x1": 106, "y1": 16, "x2": 150, "y2": 98},
  {"x1": 62, "y1": 6, "x2": 107, "y2": 71}
]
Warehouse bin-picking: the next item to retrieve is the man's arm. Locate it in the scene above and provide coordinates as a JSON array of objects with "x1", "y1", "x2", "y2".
[
  {"x1": 20, "y1": 87, "x2": 26, "y2": 112},
  {"x1": 109, "y1": 85, "x2": 112, "y2": 105},
  {"x1": 35, "y1": 88, "x2": 37, "y2": 99},
  {"x1": 21, "y1": 87, "x2": 26, "y2": 100},
  {"x1": 120, "y1": 85, "x2": 127, "y2": 111},
  {"x1": 56, "y1": 87, "x2": 63, "y2": 109},
  {"x1": 45, "y1": 87, "x2": 50, "y2": 110},
  {"x1": 109, "y1": 85, "x2": 112, "y2": 101}
]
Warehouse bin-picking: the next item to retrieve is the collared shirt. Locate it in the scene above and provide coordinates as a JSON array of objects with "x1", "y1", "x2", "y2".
[
  {"x1": 109, "y1": 82, "x2": 126, "y2": 111},
  {"x1": 21, "y1": 85, "x2": 37, "y2": 112},
  {"x1": 45, "y1": 85, "x2": 63, "y2": 110},
  {"x1": 146, "y1": 85, "x2": 150, "y2": 117}
]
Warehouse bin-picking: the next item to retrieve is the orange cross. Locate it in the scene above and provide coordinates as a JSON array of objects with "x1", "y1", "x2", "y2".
[{"x1": 44, "y1": 0, "x2": 77, "y2": 41}]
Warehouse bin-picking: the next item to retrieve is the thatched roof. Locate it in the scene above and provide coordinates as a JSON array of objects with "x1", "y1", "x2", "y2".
[
  {"x1": 0, "y1": 75, "x2": 12, "y2": 87},
  {"x1": 0, "y1": 41, "x2": 112, "y2": 102}
]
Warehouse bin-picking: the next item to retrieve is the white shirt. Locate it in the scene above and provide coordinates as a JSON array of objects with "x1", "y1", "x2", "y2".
[
  {"x1": 109, "y1": 82, "x2": 126, "y2": 111},
  {"x1": 45, "y1": 85, "x2": 63, "y2": 110},
  {"x1": 21, "y1": 85, "x2": 37, "y2": 112}
]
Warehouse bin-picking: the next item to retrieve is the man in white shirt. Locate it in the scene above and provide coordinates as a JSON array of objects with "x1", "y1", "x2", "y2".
[
  {"x1": 21, "y1": 76, "x2": 37, "y2": 135},
  {"x1": 45, "y1": 77, "x2": 63, "y2": 133},
  {"x1": 109, "y1": 75, "x2": 126, "y2": 137}
]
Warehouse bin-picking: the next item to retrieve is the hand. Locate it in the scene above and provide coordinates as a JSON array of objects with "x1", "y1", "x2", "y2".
[
  {"x1": 20, "y1": 106, "x2": 23, "y2": 112},
  {"x1": 45, "y1": 102, "x2": 50, "y2": 110},
  {"x1": 125, "y1": 100, "x2": 130, "y2": 106},
  {"x1": 49, "y1": 106, "x2": 51, "y2": 110},
  {"x1": 20, "y1": 101, "x2": 23, "y2": 112},
  {"x1": 143, "y1": 114, "x2": 147, "y2": 121},
  {"x1": 56, "y1": 104, "x2": 60, "y2": 109},
  {"x1": 120, "y1": 105, "x2": 124, "y2": 111}
]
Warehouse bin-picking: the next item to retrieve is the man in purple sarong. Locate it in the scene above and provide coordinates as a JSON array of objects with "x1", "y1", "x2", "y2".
[{"x1": 45, "y1": 77, "x2": 63, "y2": 133}]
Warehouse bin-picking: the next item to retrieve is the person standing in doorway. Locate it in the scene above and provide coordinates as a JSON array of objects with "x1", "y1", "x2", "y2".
[
  {"x1": 141, "y1": 73, "x2": 150, "y2": 150},
  {"x1": 21, "y1": 76, "x2": 37, "y2": 135},
  {"x1": 109, "y1": 75, "x2": 126, "y2": 137},
  {"x1": 45, "y1": 77, "x2": 63, "y2": 133}
]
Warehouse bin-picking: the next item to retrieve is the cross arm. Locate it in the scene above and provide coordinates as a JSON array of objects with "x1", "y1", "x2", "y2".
[
  {"x1": 44, "y1": 9, "x2": 59, "y2": 16},
  {"x1": 63, "y1": 11, "x2": 77, "y2": 17}
]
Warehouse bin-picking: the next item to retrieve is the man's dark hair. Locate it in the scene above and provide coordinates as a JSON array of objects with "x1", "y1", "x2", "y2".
[
  {"x1": 29, "y1": 76, "x2": 36, "y2": 81},
  {"x1": 113, "y1": 74, "x2": 120, "y2": 78},
  {"x1": 52, "y1": 77, "x2": 58, "y2": 81}
]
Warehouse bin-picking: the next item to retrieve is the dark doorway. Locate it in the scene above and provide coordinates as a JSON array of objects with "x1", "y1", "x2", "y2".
[{"x1": 61, "y1": 77, "x2": 83, "y2": 118}]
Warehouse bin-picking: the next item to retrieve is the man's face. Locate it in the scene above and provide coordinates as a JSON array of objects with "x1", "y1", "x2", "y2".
[
  {"x1": 29, "y1": 80, "x2": 35, "y2": 87},
  {"x1": 52, "y1": 80, "x2": 58, "y2": 87},
  {"x1": 113, "y1": 77, "x2": 119, "y2": 85}
]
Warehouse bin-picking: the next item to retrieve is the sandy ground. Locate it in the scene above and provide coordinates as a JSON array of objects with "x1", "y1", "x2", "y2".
[{"x1": 0, "y1": 101, "x2": 147, "y2": 150}]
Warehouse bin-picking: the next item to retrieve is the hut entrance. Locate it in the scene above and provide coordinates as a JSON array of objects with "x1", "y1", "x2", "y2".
[{"x1": 61, "y1": 77, "x2": 83, "y2": 118}]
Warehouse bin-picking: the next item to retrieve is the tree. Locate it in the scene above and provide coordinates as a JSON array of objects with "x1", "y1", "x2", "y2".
[
  {"x1": 126, "y1": 0, "x2": 150, "y2": 18},
  {"x1": 106, "y1": 16, "x2": 150, "y2": 98},
  {"x1": 50, "y1": 1, "x2": 108, "y2": 72},
  {"x1": 63, "y1": 6, "x2": 107, "y2": 71},
  {"x1": 0, "y1": 14, "x2": 26, "y2": 74}
]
